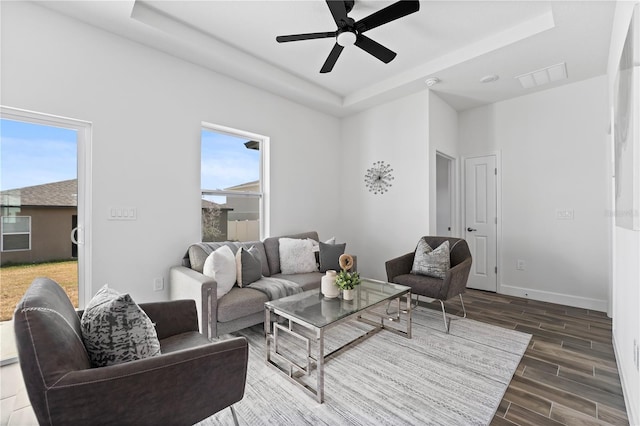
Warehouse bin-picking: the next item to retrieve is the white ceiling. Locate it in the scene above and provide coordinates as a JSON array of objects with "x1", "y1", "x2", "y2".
[{"x1": 37, "y1": 0, "x2": 616, "y2": 117}]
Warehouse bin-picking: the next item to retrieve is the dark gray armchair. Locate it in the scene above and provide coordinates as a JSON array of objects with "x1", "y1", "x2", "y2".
[
  {"x1": 13, "y1": 277, "x2": 248, "y2": 426},
  {"x1": 385, "y1": 236, "x2": 472, "y2": 333}
]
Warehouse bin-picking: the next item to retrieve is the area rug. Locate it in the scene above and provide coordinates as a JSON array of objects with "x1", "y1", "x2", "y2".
[{"x1": 197, "y1": 306, "x2": 531, "y2": 426}]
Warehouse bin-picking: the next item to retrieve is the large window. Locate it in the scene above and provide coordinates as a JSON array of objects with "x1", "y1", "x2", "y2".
[
  {"x1": 201, "y1": 124, "x2": 267, "y2": 242},
  {"x1": 1, "y1": 216, "x2": 31, "y2": 251}
]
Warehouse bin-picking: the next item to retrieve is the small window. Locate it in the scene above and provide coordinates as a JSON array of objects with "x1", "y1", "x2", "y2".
[
  {"x1": 1, "y1": 216, "x2": 31, "y2": 251},
  {"x1": 201, "y1": 125, "x2": 264, "y2": 242}
]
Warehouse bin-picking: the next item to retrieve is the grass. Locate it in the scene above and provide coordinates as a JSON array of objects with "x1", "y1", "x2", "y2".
[{"x1": 0, "y1": 261, "x2": 78, "y2": 321}]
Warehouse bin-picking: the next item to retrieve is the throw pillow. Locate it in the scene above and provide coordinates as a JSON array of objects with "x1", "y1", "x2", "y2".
[
  {"x1": 319, "y1": 241, "x2": 346, "y2": 272},
  {"x1": 279, "y1": 237, "x2": 318, "y2": 274},
  {"x1": 203, "y1": 245, "x2": 237, "y2": 298},
  {"x1": 80, "y1": 285, "x2": 161, "y2": 367},
  {"x1": 411, "y1": 239, "x2": 451, "y2": 279},
  {"x1": 310, "y1": 237, "x2": 336, "y2": 252},
  {"x1": 236, "y1": 246, "x2": 263, "y2": 287}
]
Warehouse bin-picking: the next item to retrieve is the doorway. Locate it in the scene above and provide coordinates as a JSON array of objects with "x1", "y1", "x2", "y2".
[
  {"x1": 0, "y1": 106, "x2": 92, "y2": 363},
  {"x1": 464, "y1": 154, "x2": 498, "y2": 292},
  {"x1": 436, "y1": 152, "x2": 454, "y2": 236}
]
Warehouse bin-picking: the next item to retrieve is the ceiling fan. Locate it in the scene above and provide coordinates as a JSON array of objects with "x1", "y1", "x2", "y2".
[{"x1": 276, "y1": 0, "x2": 420, "y2": 73}]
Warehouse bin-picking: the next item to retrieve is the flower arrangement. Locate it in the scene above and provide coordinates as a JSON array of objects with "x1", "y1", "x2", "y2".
[{"x1": 335, "y1": 270, "x2": 361, "y2": 290}]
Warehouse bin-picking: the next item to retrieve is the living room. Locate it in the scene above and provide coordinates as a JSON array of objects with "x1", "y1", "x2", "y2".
[{"x1": 1, "y1": 1, "x2": 638, "y2": 425}]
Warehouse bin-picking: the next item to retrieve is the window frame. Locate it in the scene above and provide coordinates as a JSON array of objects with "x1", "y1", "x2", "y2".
[
  {"x1": 200, "y1": 122, "x2": 270, "y2": 241},
  {"x1": 1, "y1": 215, "x2": 31, "y2": 252}
]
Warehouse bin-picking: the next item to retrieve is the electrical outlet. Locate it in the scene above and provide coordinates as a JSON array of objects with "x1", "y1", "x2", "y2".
[
  {"x1": 153, "y1": 277, "x2": 164, "y2": 291},
  {"x1": 516, "y1": 260, "x2": 526, "y2": 270}
]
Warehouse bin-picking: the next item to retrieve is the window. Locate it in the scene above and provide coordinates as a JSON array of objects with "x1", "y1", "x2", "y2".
[
  {"x1": 1, "y1": 216, "x2": 31, "y2": 251},
  {"x1": 201, "y1": 124, "x2": 267, "y2": 242}
]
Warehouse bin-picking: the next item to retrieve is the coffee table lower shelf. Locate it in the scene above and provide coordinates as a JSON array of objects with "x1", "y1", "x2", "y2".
[{"x1": 264, "y1": 287, "x2": 411, "y2": 403}]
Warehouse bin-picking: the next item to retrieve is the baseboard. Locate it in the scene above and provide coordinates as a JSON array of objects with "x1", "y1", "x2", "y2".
[
  {"x1": 499, "y1": 284, "x2": 608, "y2": 312},
  {"x1": 613, "y1": 334, "x2": 638, "y2": 426}
]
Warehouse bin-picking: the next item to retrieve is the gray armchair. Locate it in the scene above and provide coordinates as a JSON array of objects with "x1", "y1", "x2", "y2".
[
  {"x1": 13, "y1": 277, "x2": 248, "y2": 426},
  {"x1": 385, "y1": 236, "x2": 472, "y2": 333}
]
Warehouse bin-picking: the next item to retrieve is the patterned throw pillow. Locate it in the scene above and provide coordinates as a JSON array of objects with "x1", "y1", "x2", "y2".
[
  {"x1": 279, "y1": 238, "x2": 318, "y2": 274},
  {"x1": 236, "y1": 246, "x2": 263, "y2": 287},
  {"x1": 411, "y1": 239, "x2": 451, "y2": 279},
  {"x1": 81, "y1": 285, "x2": 161, "y2": 367}
]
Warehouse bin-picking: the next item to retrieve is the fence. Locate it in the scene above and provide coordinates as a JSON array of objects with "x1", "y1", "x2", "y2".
[{"x1": 227, "y1": 220, "x2": 260, "y2": 242}]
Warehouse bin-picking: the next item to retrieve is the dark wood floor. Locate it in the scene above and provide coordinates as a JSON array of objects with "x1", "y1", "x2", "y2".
[{"x1": 425, "y1": 290, "x2": 629, "y2": 426}]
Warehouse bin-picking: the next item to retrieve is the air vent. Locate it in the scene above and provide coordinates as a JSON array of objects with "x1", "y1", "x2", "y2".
[{"x1": 515, "y1": 62, "x2": 568, "y2": 89}]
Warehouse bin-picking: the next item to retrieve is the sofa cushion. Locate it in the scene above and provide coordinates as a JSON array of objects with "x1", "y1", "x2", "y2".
[
  {"x1": 319, "y1": 241, "x2": 346, "y2": 272},
  {"x1": 411, "y1": 239, "x2": 450, "y2": 279},
  {"x1": 216, "y1": 287, "x2": 269, "y2": 323},
  {"x1": 236, "y1": 246, "x2": 263, "y2": 287},
  {"x1": 81, "y1": 285, "x2": 161, "y2": 367},
  {"x1": 188, "y1": 241, "x2": 270, "y2": 277},
  {"x1": 263, "y1": 231, "x2": 319, "y2": 275},
  {"x1": 271, "y1": 272, "x2": 323, "y2": 292},
  {"x1": 279, "y1": 238, "x2": 318, "y2": 274},
  {"x1": 203, "y1": 245, "x2": 237, "y2": 298}
]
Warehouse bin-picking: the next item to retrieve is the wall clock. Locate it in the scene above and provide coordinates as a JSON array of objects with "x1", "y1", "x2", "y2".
[{"x1": 364, "y1": 161, "x2": 394, "y2": 194}]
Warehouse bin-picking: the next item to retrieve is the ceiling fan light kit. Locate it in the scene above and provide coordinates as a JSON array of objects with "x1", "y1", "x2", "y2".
[{"x1": 276, "y1": 0, "x2": 420, "y2": 73}]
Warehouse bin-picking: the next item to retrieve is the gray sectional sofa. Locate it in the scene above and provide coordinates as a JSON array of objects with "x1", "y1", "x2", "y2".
[{"x1": 170, "y1": 231, "x2": 352, "y2": 338}]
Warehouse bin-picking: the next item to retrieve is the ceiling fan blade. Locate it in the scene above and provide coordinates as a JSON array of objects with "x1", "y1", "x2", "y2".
[
  {"x1": 355, "y1": 34, "x2": 396, "y2": 63},
  {"x1": 320, "y1": 43, "x2": 344, "y2": 73},
  {"x1": 326, "y1": 0, "x2": 349, "y2": 27},
  {"x1": 356, "y1": 0, "x2": 420, "y2": 33},
  {"x1": 276, "y1": 32, "x2": 336, "y2": 43}
]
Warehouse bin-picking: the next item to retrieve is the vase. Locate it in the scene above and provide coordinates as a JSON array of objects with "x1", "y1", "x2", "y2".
[
  {"x1": 321, "y1": 270, "x2": 340, "y2": 298},
  {"x1": 342, "y1": 288, "x2": 355, "y2": 301}
]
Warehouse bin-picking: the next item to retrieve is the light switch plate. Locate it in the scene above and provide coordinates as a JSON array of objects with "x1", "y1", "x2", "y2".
[
  {"x1": 108, "y1": 207, "x2": 137, "y2": 221},
  {"x1": 556, "y1": 209, "x2": 574, "y2": 220}
]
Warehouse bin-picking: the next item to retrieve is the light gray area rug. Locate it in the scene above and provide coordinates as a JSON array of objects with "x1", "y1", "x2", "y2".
[{"x1": 197, "y1": 306, "x2": 531, "y2": 426}]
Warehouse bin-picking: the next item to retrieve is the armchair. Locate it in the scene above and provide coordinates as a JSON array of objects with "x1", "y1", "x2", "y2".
[
  {"x1": 13, "y1": 277, "x2": 248, "y2": 426},
  {"x1": 385, "y1": 236, "x2": 472, "y2": 333}
]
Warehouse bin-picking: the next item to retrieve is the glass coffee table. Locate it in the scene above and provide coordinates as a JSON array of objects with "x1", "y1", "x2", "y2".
[{"x1": 264, "y1": 278, "x2": 412, "y2": 403}]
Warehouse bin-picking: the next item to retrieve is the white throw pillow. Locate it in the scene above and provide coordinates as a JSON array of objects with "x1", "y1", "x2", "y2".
[
  {"x1": 310, "y1": 237, "x2": 336, "y2": 252},
  {"x1": 203, "y1": 245, "x2": 237, "y2": 298},
  {"x1": 279, "y1": 238, "x2": 318, "y2": 274}
]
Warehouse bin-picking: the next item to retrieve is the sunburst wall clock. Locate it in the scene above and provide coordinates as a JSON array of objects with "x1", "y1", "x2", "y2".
[{"x1": 364, "y1": 161, "x2": 394, "y2": 194}]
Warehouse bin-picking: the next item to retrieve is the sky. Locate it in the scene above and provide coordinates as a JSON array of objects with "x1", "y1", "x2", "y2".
[
  {"x1": 201, "y1": 129, "x2": 260, "y2": 191},
  {"x1": 1, "y1": 119, "x2": 78, "y2": 191},
  {"x1": 0, "y1": 119, "x2": 259, "y2": 195}
]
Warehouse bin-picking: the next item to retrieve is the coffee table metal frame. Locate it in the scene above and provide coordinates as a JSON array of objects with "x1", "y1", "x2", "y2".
[{"x1": 264, "y1": 280, "x2": 412, "y2": 403}]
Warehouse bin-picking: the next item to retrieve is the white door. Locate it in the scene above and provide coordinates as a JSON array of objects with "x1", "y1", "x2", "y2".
[{"x1": 464, "y1": 155, "x2": 497, "y2": 292}]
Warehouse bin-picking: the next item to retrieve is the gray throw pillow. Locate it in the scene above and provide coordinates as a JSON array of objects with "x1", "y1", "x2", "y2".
[
  {"x1": 236, "y1": 246, "x2": 262, "y2": 286},
  {"x1": 81, "y1": 285, "x2": 161, "y2": 367},
  {"x1": 319, "y1": 241, "x2": 346, "y2": 272},
  {"x1": 411, "y1": 239, "x2": 451, "y2": 279}
]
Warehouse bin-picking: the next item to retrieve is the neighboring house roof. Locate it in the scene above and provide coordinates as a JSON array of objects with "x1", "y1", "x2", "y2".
[
  {"x1": 0, "y1": 179, "x2": 78, "y2": 207},
  {"x1": 225, "y1": 180, "x2": 259, "y2": 192}
]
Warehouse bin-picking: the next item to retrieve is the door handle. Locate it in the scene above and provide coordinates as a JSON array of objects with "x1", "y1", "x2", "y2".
[
  {"x1": 70, "y1": 226, "x2": 83, "y2": 244},
  {"x1": 467, "y1": 227, "x2": 477, "y2": 232}
]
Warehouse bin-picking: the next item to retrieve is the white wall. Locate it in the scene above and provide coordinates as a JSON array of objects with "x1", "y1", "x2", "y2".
[
  {"x1": 340, "y1": 91, "x2": 430, "y2": 280},
  {"x1": 429, "y1": 92, "x2": 460, "y2": 236},
  {"x1": 608, "y1": 2, "x2": 640, "y2": 424},
  {"x1": 0, "y1": 2, "x2": 342, "y2": 303},
  {"x1": 459, "y1": 76, "x2": 610, "y2": 311}
]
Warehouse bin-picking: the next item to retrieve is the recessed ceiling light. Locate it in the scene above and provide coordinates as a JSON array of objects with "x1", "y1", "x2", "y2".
[
  {"x1": 425, "y1": 77, "x2": 440, "y2": 87},
  {"x1": 480, "y1": 74, "x2": 500, "y2": 83}
]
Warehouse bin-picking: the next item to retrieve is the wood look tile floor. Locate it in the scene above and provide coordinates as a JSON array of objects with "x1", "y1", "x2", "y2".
[
  {"x1": 426, "y1": 289, "x2": 629, "y2": 426},
  {"x1": 0, "y1": 290, "x2": 629, "y2": 425}
]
